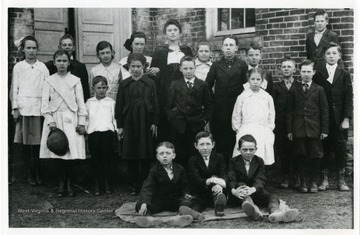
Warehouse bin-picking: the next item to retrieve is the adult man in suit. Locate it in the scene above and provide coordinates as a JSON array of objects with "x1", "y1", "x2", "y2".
[
  {"x1": 313, "y1": 42, "x2": 353, "y2": 191},
  {"x1": 187, "y1": 131, "x2": 227, "y2": 216},
  {"x1": 166, "y1": 56, "x2": 213, "y2": 166},
  {"x1": 206, "y1": 35, "x2": 248, "y2": 164},
  {"x1": 45, "y1": 34, "x2": 90, "y2": 101},
  {"x1": 286, "y1": 60, "x2": 329, "y2": 193},
  {"x1": 228, "y1": 134, "x2": 299, "y2": 222},
  {"x1": 306, "y1": 9, "x2": 343, "y2": 70}
]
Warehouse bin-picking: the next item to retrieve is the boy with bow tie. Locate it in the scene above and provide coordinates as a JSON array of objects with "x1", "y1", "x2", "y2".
[{"x1": 272, "y1": 57, "x2": 300, "y2": 189}]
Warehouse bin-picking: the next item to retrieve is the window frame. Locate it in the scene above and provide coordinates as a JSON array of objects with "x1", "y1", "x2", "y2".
[{"x1": 206, "y1": 8, "x2": 255, "y2": 38}]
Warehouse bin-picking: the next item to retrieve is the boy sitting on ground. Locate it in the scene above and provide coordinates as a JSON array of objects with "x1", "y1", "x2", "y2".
[
  {"x1": 135, "y1": 141, "x2": 204, "y2": 227},
  {"x1": 187, "y1": 131, "x2": 227, "y2": 216},
  {"x1": 228, "y1": 134, "x2": 299, "y2": 222}
]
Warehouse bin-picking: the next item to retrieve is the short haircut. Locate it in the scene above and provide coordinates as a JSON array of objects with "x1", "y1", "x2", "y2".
[
  {"x1": 21, "y1": 35, "x2": 38, "y2": 50},
  {"x1": 195, "y1": 131, "x2": 214, "y2": 143},
  {"x1": 281, "y1": 56, "x2": 296, "y2": 67},
  {"x1": 314, "y1": 9, "x2": 329, "y2": 21},
  {"x1": 127, "y1": 52, "x2": 146, "y2": 66},
  {"x1": 246, "y1": 41, "x2": 262, "y2": 54},
  {"x1": 180, "y1": 55, "x2": 195, "y2": 66},
  {"x1": 53, "y1": 49, "x2": 71, "y2": 61},
  {"x1": 59, "y1": 34, "x2": 75, "y2": 46},
  {"x1": 323, "y1": 42, "x2": 342, "y2": 55},
  {"x1": 238, "y1": 134, "x2": 257, "y2": 149},
  {"x1": 247, "y1": 67, "x2": 265, "y2": 81},
  {"x1": 196, "y1": 41, "x2": 211, "y2": 52},
  {"x1": 156, "y1": 141, "x2": 176, "y2": 153},
  {"x1": 124, "y1": 32, "x2": 147, "y2": 52},
  {"x1": 163, "y1": 19, "x2": 182, "y2": 34},
  {"x1": 96, "y1": 41, "x2": 114, "y2": 60},
  {"x1": 222, "y1": 35, "x2": 238, "y2": 46},
  {"x1": 92, "y1": 75, "x2": 108, "y2": 87},
  {"x1": 299, "y1": 59, "x2": 315, "y2": 70}
]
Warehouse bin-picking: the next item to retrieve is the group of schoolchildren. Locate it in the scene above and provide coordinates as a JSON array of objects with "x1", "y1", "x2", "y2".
[{"x1": 10, "y1": 9, "x2": 352, "y2": 227}]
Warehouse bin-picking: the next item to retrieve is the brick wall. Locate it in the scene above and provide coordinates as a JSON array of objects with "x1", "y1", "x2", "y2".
[
  {"x1": 132, "y1": 8, "x2": 206, "y2": 56},
  {"x1": 256, "y1": 8, "x2": 354, "y2": 81},
  {"x1": 8, "y1": 8, "x2": 35, "y2": 70}
]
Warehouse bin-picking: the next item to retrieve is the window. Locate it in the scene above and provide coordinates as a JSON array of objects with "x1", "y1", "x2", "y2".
[{"x1": 206, "y1": 8, "x2": 256, "y2": 37}]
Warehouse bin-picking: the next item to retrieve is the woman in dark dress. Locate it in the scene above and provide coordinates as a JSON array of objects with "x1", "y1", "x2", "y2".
[
  {"x1": 115, "y1": 53, "x2": 159, "y2": 195},
  {"x1": 151, "y1": 19, "x2": 193, "y2": 142}
]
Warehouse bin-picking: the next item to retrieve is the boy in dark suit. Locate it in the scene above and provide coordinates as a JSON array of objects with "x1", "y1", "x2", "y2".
[
  {"x1": 286, "y1": 60, "x2": 329, "y2": 193},
  {"x1": 313, "y1": 42, "x2": 353, "y2": 191},
  {"x1": 243, "y1": 41, "x2": 273, "y2": 93},
  {"x1": 228, "y1": 134, "x2": 299, "y2": 223},
  {"x1": 166, "y1": 56, "x2": 213, "y2": 166},
  {"x1": 206, "y1": 35, "x2": 248, "y2": 164},
  {"x1": 187, "y1": 131, "x2": 227, "y2": 216},
  {"x1": 306, "y1": 9, "x2": 342, "y2": 70},
  {"x1": 271, "y1": 57, "x2": 300, "y2": 189},
  {"x1": 135, "y1": 141, "x2": 204, "y2": 227},
  {"x1": 45, "y1": 34, "x2": 90, "y2": 101}
]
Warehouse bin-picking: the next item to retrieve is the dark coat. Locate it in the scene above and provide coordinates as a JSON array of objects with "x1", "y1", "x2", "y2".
[
  {"x1": 138, "y1": 162, "x2": 189, "y2": 206},
  {"x1": 206, "y1": 57, "x2": 248, "y2": 121},
  {"x1": 45, "y1": 59, "x2": 90, "y2": 101},
  {"x1": 306, "y1": 29, "x2": 339, "y2": 64},
  {"x1": 271, "y1": 80, "x2": 300, "y2": 124},
  {"x1": 115, "y1": 75, "x2": 159, "y2": 128},
  {"x1": 313, "y1": 64, "x2": 353, "y2": 126},
  {"x1": 286, "y1": 82, "x2": 329, "y2": 138},
  {"x1": 187, "y1": 152, "x2": 227, "y2": 197},
  {"x1": 166, "y1": 77, "x2": 213, "y2": 134},
  {"x1": 263, "y1": 70, "x2": 274, "y2": 94},
  {"x1": 150, "y1": 44, "x2": 193, "y2": 115},
  {"x1": 228, "y1": 155, "x2": 266, "y2": 193}
]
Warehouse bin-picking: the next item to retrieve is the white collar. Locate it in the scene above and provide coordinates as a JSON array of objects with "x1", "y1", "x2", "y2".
[
  {"x1": 184, "y1": 77, "x2": 195, "y2": 84},
  {"x1": 248, "y1": 64, "x2": 259, "y2": 71},
  {"x1": 195, "y1": 58, "x2": 212, "y2": 66},
  {"x1": 326, "y1": 63, "x2": 338, "y2": 71},
  {"x1": 23, "y1": 60, "x2": 39, "y2": 69},
  {"x1": 283, "y1": 77, "x2": 294, "y2": 83},
  {"x1": 302, "y1": 80, "x2": 312, "y2": 86}
]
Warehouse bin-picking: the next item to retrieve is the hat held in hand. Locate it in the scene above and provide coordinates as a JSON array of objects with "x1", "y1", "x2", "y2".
[{"x1": 47, "y1": 128, "x2": 69, "y2": 156}]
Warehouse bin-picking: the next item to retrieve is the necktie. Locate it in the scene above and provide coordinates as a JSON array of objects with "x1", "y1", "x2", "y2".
[
  {"x1": 303, "y1": 83, "x2": 309, "y2": 93},
  {"x1": 187, "y1": 81, "x2": 193, "y2": 89}
]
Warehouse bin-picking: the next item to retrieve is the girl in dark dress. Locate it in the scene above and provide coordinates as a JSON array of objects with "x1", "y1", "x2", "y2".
[
  {"x1": 115, "y1": 53, "x2": 159, "y2": 195},
  {"x1": 150, "y1": 19, "x2": 193, "y2": 142}
]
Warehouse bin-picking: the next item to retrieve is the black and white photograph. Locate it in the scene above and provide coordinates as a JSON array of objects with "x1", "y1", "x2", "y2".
[{"x1": 1, "y1": 0, "x2": 359, "y2": 234}]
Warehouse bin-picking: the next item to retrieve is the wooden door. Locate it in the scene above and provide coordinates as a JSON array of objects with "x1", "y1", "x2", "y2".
[
  {"x1": 75, "y1": 8, "x2": 131, "y2": 71},
  {"x1": 34, "y1": 8, "x2": 69, "y2": 63}
]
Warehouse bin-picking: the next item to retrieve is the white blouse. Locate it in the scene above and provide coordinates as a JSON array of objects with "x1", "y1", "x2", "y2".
[{"x1": 11, "y1": 60, "x2": 49, "y2": 116}]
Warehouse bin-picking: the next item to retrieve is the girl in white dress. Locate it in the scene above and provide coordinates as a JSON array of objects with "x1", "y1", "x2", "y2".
[
  {"x1": 11, "y1": 36, "x2": 49, "y2": 185},
  {"x1": 40, "y1": 49, "x2": 87, "y2": 197},
  {"x1": 232, "y1": 68, "x2": 275, "y2": 165},
  {"x1": 90, "y1": 41, "x2": 127, "y2": 101}
]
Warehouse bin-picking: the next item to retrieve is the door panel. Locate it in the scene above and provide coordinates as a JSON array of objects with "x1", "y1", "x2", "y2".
[
  {"x1": 34, "y1": 8, "x2": 69, "y2": 63},
  {"x1": 76, "y1": 8, "x2": 131, "y2": 70}
]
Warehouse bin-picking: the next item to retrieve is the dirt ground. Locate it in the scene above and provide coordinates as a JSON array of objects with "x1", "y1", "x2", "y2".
[{"x1": 8, "y1": 148, "x2": 354, "y2": 229}]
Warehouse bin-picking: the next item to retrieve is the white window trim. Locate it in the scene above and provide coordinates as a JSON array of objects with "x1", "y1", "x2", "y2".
[{"x1": 206, "y1": 8, "x2": 255, "y2": 38}]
